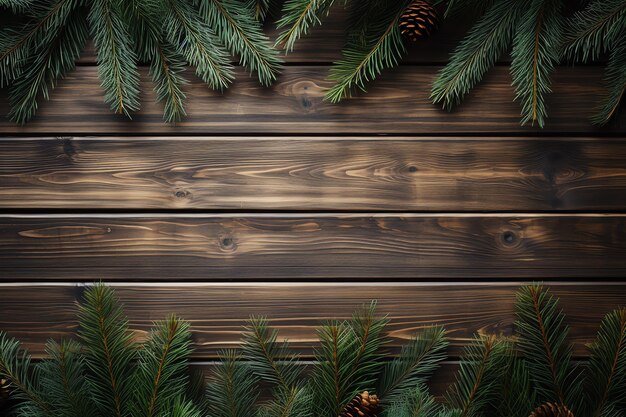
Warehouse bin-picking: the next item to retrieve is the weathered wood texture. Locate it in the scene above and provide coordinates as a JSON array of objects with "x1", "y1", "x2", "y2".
[
  {"x1": 0, "y1": 283, "x2": 622, "y2": 358},
  {"x1": 2, "y1": 137, "x2": 626, "y2": 211},
  {"x1": 1, "y1": 214, "x2": 625, "y2": 280},
  {"x1": 1, "y1": 66, "x2": 623, "y2": 135}
]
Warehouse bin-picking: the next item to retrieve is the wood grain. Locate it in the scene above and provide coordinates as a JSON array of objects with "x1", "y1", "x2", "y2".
[
  {"x1": 0, "y1": 66, "x2": 622, "y2": 134},
  {"x1": 1, "y1": 214, "x2": 625, "y2": 280},
  {"x1": 2, "y1": 137, "x2": 626, "y2": 211},
  {"x1": 0, "y1": 283, "x2": 623, "y2": 358}
]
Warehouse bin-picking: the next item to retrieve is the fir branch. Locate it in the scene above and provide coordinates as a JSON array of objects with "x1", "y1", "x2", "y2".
[
  {"x1": 0, "y1": 331, "x2": 49, "y2": 414},
  {"x1": 584, "y1": 307, "x2": 626, "y2": 417},
  {"x1": 170, "y1": 396, "x2": 203, "y2": 417},
  {"x1": 496, "y1": 348, "x2": 534, "y2": 417},
  {"x1": 325, "y1": 0, "x2": 410, "y2": 103},
  {"x1": 258, "y1": 384, "x2": 312, "y2": 417},
  {"x1": 7, "y1": 5, "x2": 87, "y2": 124},
  {"x1": 431, "y1": 0, "x2": 523, "y2": 111},
  {"x1": 510, "y1": 0, "x2": 563, "y2": 127},
  {"x1": 564, "y1": 0, "x2": 626, "y2": 62},
  {"x1": 376, "y1": 325, "x2": 448, "y2": 405},
  {"x1": 242, "y1": 316, "x2": 302, "y2": 390},
  {"x1": 275, "y1": 0, "x2": 335, "y2": 52},
  {"x1": 207, "y1": 350, "x2": 259, "y2": 417},
  {"x1": 162, "y1": 0, "x2": 234, "y2": 91},
  {"x1": 249, "y1": 0, "x2": 271, "y2": 21},
  {"x1": 515, "y1": 284, "x2": 580, "y2": 408},
  {"x1": 386, "y1": 384, "x2": 439, "y2": 417},
  {"x1": 199, "y1": 0, "x2": 282, "y2": 86},
  {"x1": 37, "y1": 339, "x2": 93, "y2": 417},
  {"x1": 444, "y1": 335, "x2": 509, "y2": 417},
  {"x1": 591, "y1": 30, "x2": 626, "y2": 125},
  {"x1": 78, "y1": 284, "x2": 137, "y2": 417},
  {"x1": 133, "y1": 314, "x2": 193, "y2": 417},
  {"x1": 149, "y1": 42, "x2": 188, "y2": 124},
  {"x1": 89, "y1": 0, "x2": 140, "y2": 116}
]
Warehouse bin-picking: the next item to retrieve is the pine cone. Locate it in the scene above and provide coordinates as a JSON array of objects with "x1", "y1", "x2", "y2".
[
  {"x1": 399, "y1": 0, "x2": 438, "y2": 42},
  {"x1": 339, "y1": 391, "x2": 380, "y2": 417},
  {"x1": 529, "y1": 403, "x2": 574, "y2": 417}
]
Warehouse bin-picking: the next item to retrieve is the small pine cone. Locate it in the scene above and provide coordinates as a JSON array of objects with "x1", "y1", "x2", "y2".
[
  {"x1": 339, "y1": 391, "x2": 380, "y2": 417},
  {"x1": 399, "y1": 0, "x2": 438, "y2": 42},
  {"x1": 529, "y1": 403, "x2": 575, "y2": 417}
]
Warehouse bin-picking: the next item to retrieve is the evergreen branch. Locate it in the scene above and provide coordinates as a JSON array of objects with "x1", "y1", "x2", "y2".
[
  {"x1": 497, "y1": 348, "x2": 535, "y2": 417},
  {"x1": 78, "y1": 284, "x2": 137, "y2": 417},
  {"x1": 431, "y1": 0, "x2": 523, "y2": 111},
  {"x1": 150, "y1": 43, "x2": 188, "y2": 124},
  {"x1": 89, "y1": 0, "x2": 140, "y2": 116},
  {"x1": 0, "y1": 331, "x2": 49, "y2": 414},
  {"x1": 242, "y1": 316, "x2": 301, "y2": 390},
  {"x1": 275, "y1": 0, "x2": 335, "y2": 52},
  {"x1": 170, "y1": 396, "x2": 203, "y2": 417},
  {"x1": 8, "y1": 5, "x2": 87, "y2": 124},
  {"x1": 564, "y1": 0, "x2": 626, "y2": 62},
  {"x1": 37, "y1": 339, "x2": 93, "y2": 417},
  {"x1": 585, "y1": 307, "x2": 626, "y2": 417},
  {"x1": 325, "y1": 0, "x2": 410, "y2": 103},
  {"x1": 510, "y1": 0, "x2": 563, "y2": 127},
  {"x1": 386, "y1": 384, "x2": 439, "y2": 417},
  {"x1": 199, "y1": 0, "x2": 282, "y2": 86},
  {"x1": 207, "y1": 350, "x2": 259, "y2": 417},
  {"x1": 515, "y1": 284, "x2": 579, "y2": 407},
  {"x1": 259, "y1": 384, "x2": 312, "y2": 417},
  {"x1": 0, "y1": 0, "x2": 78, "y2": 87},
  {"x1": 591, "y1": 30, "x2": 626, "y2": 125},
  {"x1": 133, "y1": 314, "x2": 193, "y2": 417},
  {"x1": 376, "y1": 325, "x2": 448, "y2": 405},
  {"x1": 249, "y1": 0, "x2": 271, "y2": 21},
  {"x1": 162, "y1": 0, "x2": 234, "y2": 90},
  {"x1": 444, "y1": 335, "x2": 509, "y2": 417}
]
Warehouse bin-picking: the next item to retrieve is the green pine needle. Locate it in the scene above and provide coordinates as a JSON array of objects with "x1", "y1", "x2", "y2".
[
  {"x1": 0, "y1": 0, "x2": 31, "y2": 11},
  {"x1": 444, "y1": 335, "x2": 509, "y2": 417},
  {"x1": 275, "y1": 0, "x2": 335, "y2": 52},
  {"x1": 258, "y1": 384, "x2": 312, "y2": 417},
  {"x1": 385, "y1": 384, "x2": 439, "y2": 417},
  {"x1": 170, "y1": 396, "x2": 204, "y2": 417},
  {"x1": 199, "y1": 0, "x2": 282, "y2": 86},
  {"x1": 78, "y1": 284, "x2": 137, "y2": 417},
  {"x1": 249, "y1": 0, "x2": 271, "y2": 21},
  {"x1": 149, "y1": 43, "x2": 188, "y2": 124},
  {"x1": 162, "y1": 0, "x2": 234, "y2": 91},
  {"x1": 591, "y1": 31, "x2": 626, "y2": 126},
  {"x1": 376, "y1": 325, "x2": 448, "y2": 405},
  {"x1": 207, "y1": 349, "x2": 259, "y2": 417},
  {"x1": 133, "y1": 314, "x2": 193, "y2": 417},
  {"x1": 431, "y1": 0, "x2": 523, "y2": 111},
  {"x1": 515, "y1": 284, "x2": 580, "y2": 408},
  {"x1": 584, "y1": 307, "x2": 626, "y2": 417},
  {"x1": 496, "y1": 347, "x2": 535, "y2": 417},
  {"x1": 510, "y1": 0, "x2": 563, "y2": 128},
  {"x1": 325, "y1": 0, "x2": 410, "y2": 103}
]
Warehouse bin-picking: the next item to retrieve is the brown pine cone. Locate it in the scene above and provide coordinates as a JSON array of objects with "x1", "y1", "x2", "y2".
[
  {"x1": 529, "y1": 403, "x2": 574, "y2": 417},
  {"x1": 339, "y1": 391, "x2": 380, "y2": 417},
  {"x1": 399, "y1": 0, "x2": 438, "y2": 42}
]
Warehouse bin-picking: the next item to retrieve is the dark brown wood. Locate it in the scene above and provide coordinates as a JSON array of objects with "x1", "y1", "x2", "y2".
[
  {"x1": 1, "y1": 214, "x2": 625, "y2": 280},
  {"x1": 2, "y1": 137, "x2": 626, "y2": 211},
  {"x1": 0, "y1": 66, "x2": 622, "y2": 135},
  {"x1": 0, "y1": 283, "x2": 622, "y2": 358}
]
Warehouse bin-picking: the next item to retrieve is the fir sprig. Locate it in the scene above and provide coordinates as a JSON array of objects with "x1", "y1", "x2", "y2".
[
  {"x1": 275, "y1": 0, "x2": 336, "y2": 52},
  {"x1": 207, "y1": 349, "x2": 259, "y2": 417},
  {"x1": 386, "y1": 384, "x2": 439, "y2": 417},
  {"x1": 590, "y1": 29, "x2": 626, "y2": 125}
]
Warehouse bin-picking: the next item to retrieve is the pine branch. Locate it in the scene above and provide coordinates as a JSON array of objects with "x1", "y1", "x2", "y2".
[
  {"x1": 496, "y1": 348, "x2": 534, "y2": 417},
  {"x1": 386, "y1": 384, "x2": 439, "y2": 417},
  {"x1": 564, "y1": 0, "x2": 626, "y2": 62},
  {"x1": 510, "y1": 0, "x2": 563, "y2": 127},
  {"x1": 376, "y1": 325, "x2": 448, "y2": 405},
  {"x1": 170, "y1": 396, "x2": 203, "y2": 417},
  {"x1": 7, "y1": 5, "x2": 87, "y2": 124},
  {"x1": 275, "y1": 0, "x2": 335, "y2": 52},
  {"x1": 249, "y1": 0, "x2": 271, "y2": 21},
  {"x1": 133, "y1": 314, "x2": 193, "y2": 417},
  {"x1": 0, "y1": 0, "x2": 79, "y2": 87},
  {"x1": 149, "y1": 42, "x2": 188, "y2": 123},
  {"x1": 515, "y1": 284, "x2": 580, "y2": 408},
  {"x1": 444, "y1": 335, "x2": 509, "y2": 417},
  {"x1": 162, "y1": 0, "x2": 234, "y2": 91},
  {"x1": 258, "y1": 384, "x2": 312, "y2": 417},
  {"x1": 584, "y1": 307, "x2": 626, "y2": 417},
  {"x1": 37, "y1": 339, "x2": 93, "y2": 417},
  {"x1": 78, "y1": 284, "x2": 137, "y2": 417},
  {"x1": 325, "y1": 0, "x2": 410, "y2": 103},
  {"x1": 0, "y1": 331, "x2": 49, "y2": 414},
  {"x1": 591, "y1": 30, "x2": 626, "y2": 125},
  {"x1": 199, "y1": 0, "x2": 282, "y2": 86},
  {"x1": 207, "y1": 350, "x2": 259, "y2": 417},
  {"x1": 89, "y1": 0, "x2": 140, "y2": 116},
  {"x1": 242, "y1": 316, "x2": 302, "y2": 391},
  {"x1": 431, "y1": 0, "x2": 523, "y2": 111}
]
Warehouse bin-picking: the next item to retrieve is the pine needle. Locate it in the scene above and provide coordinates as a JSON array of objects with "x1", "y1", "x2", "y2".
[
  {"x1": 385, "y1": 384, "x2": 439, "y2": 417},
  {"x1": 591, "y1": 30, "x2": 626, "y2": 126},
  {"x1": 275, "y1": 0, "x2": 335, "y2": 52},
  {"x1": 207, "y1": 349, "x2": 259, "y2": 417},
  {"x1": 258, "y1": 384, "x2": 312, "y2": 417}
]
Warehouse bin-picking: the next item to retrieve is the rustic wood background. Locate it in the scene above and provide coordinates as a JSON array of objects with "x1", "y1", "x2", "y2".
[{"x1": 1, "y1": 9, "x2": 626, "y2": 395}]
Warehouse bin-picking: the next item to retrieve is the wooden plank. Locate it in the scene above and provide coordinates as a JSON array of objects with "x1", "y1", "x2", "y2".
[
  {"x1": 2, "y1": 137, "x2": 626, "y2": 211},
  {"x1": 1, "y1": 214, "x2": 625, "y2": 280},
  {"x1": 0, "y1": 66, "x2": 622, "y2": 134},
  {"x1": 0, "y1": 283, "x2": 623, "y2": 358}
]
